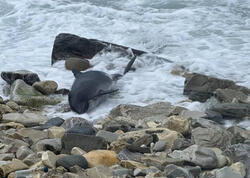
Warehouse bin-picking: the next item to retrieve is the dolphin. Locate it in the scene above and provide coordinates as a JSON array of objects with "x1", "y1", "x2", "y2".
[{"x1": 68, "y1": 55, "x2": 136, "y2": 114}]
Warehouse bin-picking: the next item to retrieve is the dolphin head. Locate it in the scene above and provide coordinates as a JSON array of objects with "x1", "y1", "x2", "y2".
[{"x1": 73, "y1": 101, "x2": 89, "y2": 114}]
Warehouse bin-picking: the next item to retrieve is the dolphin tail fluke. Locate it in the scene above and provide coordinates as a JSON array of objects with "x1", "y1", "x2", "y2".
[
  {"x1": 72, "y1": 69, "x2": 82, "y2": 78},
  {"x1": 123, "y1": 54, "x2": 137, "y2": 75}
]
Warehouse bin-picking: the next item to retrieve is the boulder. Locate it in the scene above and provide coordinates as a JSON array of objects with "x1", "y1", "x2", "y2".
[
  {"x1": 61, "y1": 133, "x2": 106, "y2": 154},
  {"x1": 183, "y1": 73, "x2": 250, "y2": 102},
  {"x1": 51, "y1": 33, "x2": 146, "y2": 65},
  {"x1": 192, "y1": 127, "x2": 233, "y2": 150},
  {"x1": 0, "y1": 159, "x2": 28, "y2": 177},
  {"x1": 10, "y1": 79, "x2": 60, "y2": 107},
  {"x1": 33, "y1": 80, "x2": 58, "y2": 95},
  {"x1": 169, "y1": 145, "x2": 225, "y2": 169},
  {"x1": 56, "y1": 155, "x2": 88, "y2": 170},
  {"x1": 83, "y1": 150, "x2": 120, "y2": 167},
  {"x1": 1, "y1": 70, "x2": 40, "y2": 85},
  {"x1": 65, "y1": 57, "x2": 91, "y2": 71},
  {"x1": 2, "y1": 113, "x2": 48, "y2": 127},
  {"x1": 214, "y1": 88, "x2": 247, "y2": 103}
]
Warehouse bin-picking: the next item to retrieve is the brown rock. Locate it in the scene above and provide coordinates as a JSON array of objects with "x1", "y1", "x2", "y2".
[
  {"x1": 83, "y1": 150, "x2": 120, "y2": 167},
  {"x1": 164, "y1": 115, "x2": 191, "y2": 136},
  {"x1": 65, "y1": 57, "x2": 91, "y2": 71},
  {"x1": 33, "y1": 80, "x2": 58, "y2": 95}
]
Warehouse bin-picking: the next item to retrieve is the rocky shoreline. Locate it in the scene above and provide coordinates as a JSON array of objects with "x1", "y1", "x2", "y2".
[{"x1": 0, "y1": 34, "x2": 250, "y2": 178}]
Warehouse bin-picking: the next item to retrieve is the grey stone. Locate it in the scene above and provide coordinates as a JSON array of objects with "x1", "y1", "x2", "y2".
[
  {"x1": 96, "y1": 130, "x2": 119, "y2": 143},
  {"x1": 113, "y1": 168, "x2": 132, "y2": 177},
  {"x1": 65, "y1": 57, "x2": 91, "y2": 71},
  {"x1": 227, "y1": 126, "x2": 250, "y2": 144},
  {"x1": 32, "y1": 138, "x2": 62, "y2": 154},
  {"x1": 1, "y1": 70, "x2": 40, "y2": 85},
  {"x1": 172, "y1": 138, "x2": 193, "y2": 151},
  {"x1": 66, "y1": 124, "x2": 96, "y2": 135},
  {"x1": 214, "y1": 88, "x2": 247, "y2": 103},
  {"x1": 34, "y1": 117, "x2": 65, "y2": 130},
  {"x1": 164, "y1": 164, "x2": 193, "y2": 178},
  {"x1": 102, "y1": 119, "x2": 135, "y2": 132},
  {"x1": 61, "y1": 117, "x2": 92, "y2": 130},
  {"x1": 56, "y1": 155, "x2": 88, "y2": 170},
  {"x1": 134, "y1": 168, "x2": 146, "y2": 177},
  {"x1": 2, "y1": 112, "x2": 48, "y2": 127},
  {"x1": 10, "y1": 79, "x2": 60, "y2": 107},
  {"x1": 18, "y1": 128, "x2": 48, "y2": 144},
  {"x1": 192, "y1": 127, "x2": 233, "y2": 150},
  {"x1": 61, "y1": 133, "x2": 106, "y2": 154},
  {"x1": 153, "y1": 141, "x2": 167, "y2": 152},
  {"x1": 23, "y1": 153, "x2": 39, "y2": 166},
  {"x1": 0, "y1": 153, "x2": 14, "y2": 161},
  {"x1": 215, "y1": 167, "x2": 243, "y2": 178},
  {"x1": 16, "y1": 146, "x2": 34, "y2": 160}
]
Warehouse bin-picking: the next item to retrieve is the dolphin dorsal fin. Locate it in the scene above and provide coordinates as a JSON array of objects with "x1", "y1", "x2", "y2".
[{"x1": 72, "y1": 69, "x2": 82, "y2": 78}]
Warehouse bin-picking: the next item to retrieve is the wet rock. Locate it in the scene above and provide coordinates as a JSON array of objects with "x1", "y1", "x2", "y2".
[
  {"x1": 10, "y1": 79, "x2": 60, "y2": 106},
  {"x1": 2, "y1": 112, "x2": 48, "y2": 127},
  {"x1": 164, "y1": 164, "x2": 193, "y2": 178},
  {"x1": 33, "y1": 80, "x2": 58, "y2": 95},
  {"x1": 42, "y1": 151, "x2": 58, "y2": 168},
  {"x1": 109, "y1": 102, "x2": 176, "y2": 122},
  {"x1": 86, "y1": 165, "x2": 113, "y2": 178},
  {"x1": 169, "y1": 145, "x2": 220, "y2": 169},
  {"x1": 61, "y1": 117, "x2": 92, "y2": 130},
  {"x1": 61, "y1": 133, "x2": 106, "y2": 154},
  {"x1": 164, "y1": 115, "x2": 191, "y2": 136},
  {"x1": 1, "y1": 70, "x2": 40, "y2": 85},
  {"x1": 56, "y1": 155, "x2": 88, "y2": 170},
  {"x1": 6, "y1": 101, "x2": 19, "y2": 111},
  {"x1": 96, "y1": 130, "x2": 119, "y2": 143},
  {"x1": 0, "y1": 153, "x2": 15, "y2": 161},
  {"x1": 55, "y1": 88, "x2": 70, "y2": 95},
  {"x1": 18, "y1": 128, "x2": 48, "y2": 144},
  {"x1": 32, "y1": 138, "x2": 62, "y2": 153},
  {"x1": 192, "y1": 127, "x2": 233, "y2": 150},
  {"x1": 209, "y1": 103, "x2": 250, "y2": 119},
  {"x1": 227, "y1": 126, "x2": 250, "y2": 144},
  {"x1": 223, "y1": 144, "x2": 250, "y2": 177},
  {"x1": 16, "y1": 146, "x2": 34, "y2": 160},
  {"x1": 214, "y1": 88, "x2": 247, "y2": 103},
  {"x1": 34, "y1": 117, "x2": 64, "y2": 130},
  {"x1": 65, "y1": 57, "x2": 91, "y2": 71},
  {"x1": 71, "y1": 147, "x2": 86, "y2": 155},
  {"x1": 83, "y1": 150, "x2": 119, "y2": 167},
  {"x1": 0, "y1": 159, "x2": 28, "y2": 177},
  {"x1": 183, "y1": 73, "x2": 250, "y2": 102},
  {"x1": 215, "y1": 167, "x2": 243, "y2": 178},
  {"x1": 48, "y1": 126, "x2": 65, "y2": 139}
]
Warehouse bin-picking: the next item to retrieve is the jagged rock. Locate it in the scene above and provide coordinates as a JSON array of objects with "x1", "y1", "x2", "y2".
[
  {"x1": 33, "y1": 80, "x2": 58, "y2": 95},
  {"x1": 16, "y1": 146, "x2": 34, "y2": 160},
  {"x1": 164, "y1": 115, "x2": 191, "y2": 136},
  {"x1": 56, "y1": 155, "x2": 88, "y2": 170},
  {"x1": 61, "y1": 133, "x2": 106, "y2": 154},
  {"x1": 34, "y1": 117, "x2": 64, "y2": 130},
  {"x1": 32, "y1": 138, "x2": 62, "y2": 153},
  {"x1": 51, "y1": 33, "x2": 146, "y2": 65},
  {"x1": 48, "y1": 126, "x2": 65, "y2": 139},
  {"x1": 96, "y1": 130, "x2": 119, "y2": 143},
  {"x1": 214, "y1": 88, "x2": 247, "y2": 103},
  {"x1": 18, "y1": 128, "x2": 48, "y2": 144},
  {"x1": 164, "y1": 164, "x2": 193, "y2": 178},
  {"x1": 2, "y1": 112, "x2": 48, "y2": 127},
  {"x1": 42, "y1": 151, "x2": 58, "y2": 168},
  {"x1": 223, "y1": 144, "x2": 250, "y2": 177},
  {"x1": 209, "y1": 103, "x2": 250, "y2": 119},
  {"x1": 192, "y1": 127, "x2": 233, "y2": 150},
  {"x1": 169, "y1": 145, "x2": 225, "y2": 169},
  {"x1": 65, "y1": 57, "x2": 91, "y2": 71},
  {"x1": 227, "y1": 126, "x2": 250, "y2": 144},
  {"x1": 10, "y1": 79, "x2": 60, "y2": 107},
  {"x1": 183, "y1": 73, "x2": 250, "y2": 102},
  {"x1": 61, "y1": 117, "x2": 92, "y2": 130},
  {"x1": 83, "y1": 150, "x2": 119, "y2": 167},
  {"x1": 1, "y1": 70, "x2": 40, "y2": 85},
  {"x1": 0, "y1": 159, "x2": 28, "y2": 177}
]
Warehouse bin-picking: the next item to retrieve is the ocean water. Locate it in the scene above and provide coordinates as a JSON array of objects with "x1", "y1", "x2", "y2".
[{"x1": 0, "y1": 0, "x2": 250, "y2": 124}]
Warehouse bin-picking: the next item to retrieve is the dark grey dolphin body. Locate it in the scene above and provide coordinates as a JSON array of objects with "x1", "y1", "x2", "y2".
[{"x1": 68, "y1": 56, "x2": 136, "y2": 114}]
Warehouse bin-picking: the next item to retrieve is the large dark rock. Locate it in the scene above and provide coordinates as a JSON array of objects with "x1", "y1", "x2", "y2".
[
  {"x1": 223, "y1": 144, "x2": 250, "y2": 178},
  {"x1": 34, "y1": 117, "x2": 64, "y2": 130},
  {"x1": 183, "y1": 73, "x2": 250, "y2": 102},
  {"x1": 61, "y1": 133, "x2": 106, "y2": 154},
  {"x1": 51, "y1": 33, "x2": 147, "y2": 65},
  {"x1": 1, "y1": 70, "x2": 40, "y2": 85},
  {"x1": 208, "y1": 103, "x2": 250, "y2": 120},
  {"x1": 56, "y1": 155, "x2": 88, "y2": 170}
]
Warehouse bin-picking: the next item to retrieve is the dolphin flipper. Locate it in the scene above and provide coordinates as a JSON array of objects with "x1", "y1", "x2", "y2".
[
  {"x1": 72, "y1": 69, "x2": 83, "y2": 78},
  {"x1": 123, "y1": 54, "x2": 137, "y2": 75}
]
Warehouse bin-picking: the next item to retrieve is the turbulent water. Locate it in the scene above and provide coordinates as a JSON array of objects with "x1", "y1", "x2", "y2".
[{"x1": 0, "y1": 0, "x2": 250, "y2": 124}]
